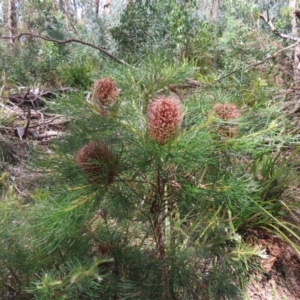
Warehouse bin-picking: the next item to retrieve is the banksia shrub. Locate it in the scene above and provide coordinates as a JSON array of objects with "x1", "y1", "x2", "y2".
[
  {"x1": 214, "y1": 103, "x2": 241, "y2": 120},
  {"x1": 92, "y1": 78, "x2": 118, "y2": 114},
  {"x1": 75, "y1": 141, "x2": 118, "y2": 184},
  {"x1": 147, "y1": 97, "x2": 182, "y2": 145}
]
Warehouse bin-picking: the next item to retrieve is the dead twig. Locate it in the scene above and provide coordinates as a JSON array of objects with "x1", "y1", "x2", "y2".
[
  {"x1": 59, "y1": 4, "x2": 79, "y2": 36},
  {"x1": 23, "y1": 107, "x2": 31, "y2": 139},
  {"x1": 8, "y1": 87, "x2": 79, "y2": 107},
  {"x1": 36, "y1": 131, "x2": 63, "y2": 140},
  {"x1": 0, "y1": 125, "x2": 12, "y2": 130},
  {"x1": 28, "y1": 116, "x2": 70, "y2": 129},
  {"x1": 155, "y1": 79, "x2": 202, "y2": 96}
]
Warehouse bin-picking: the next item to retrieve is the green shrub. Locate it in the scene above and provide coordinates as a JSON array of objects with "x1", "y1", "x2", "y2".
[
  {"x1": 2, "y1": 56, "x2": 295, "y2": 299},
  {"x1": 56, "y1": 59, "x2": 94, "y2": 90},
  {"x1": 1, "y1": 1, "x2": 300, "y2": 299}
]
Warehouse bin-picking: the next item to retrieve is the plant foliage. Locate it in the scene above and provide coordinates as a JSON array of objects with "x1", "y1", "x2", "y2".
[{"x1": 1, "y1": 1, "x2": 300, "y2": 299}]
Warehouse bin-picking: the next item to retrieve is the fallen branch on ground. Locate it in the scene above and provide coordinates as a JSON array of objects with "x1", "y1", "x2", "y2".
[{"x1": 8, "y1": 87, "x2": 78, "y2": 107}]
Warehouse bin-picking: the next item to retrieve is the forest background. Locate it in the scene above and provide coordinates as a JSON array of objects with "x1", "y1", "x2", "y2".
[{"x1": 1, "y1": 0, "x2": 300, "y2": 299}]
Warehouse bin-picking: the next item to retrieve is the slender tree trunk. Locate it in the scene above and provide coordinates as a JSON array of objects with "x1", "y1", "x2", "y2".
[
  {"x1": 95, "y1": 0, "x2": 100, "y2": 16},
  {"x1": 150, "y1": 171, "x2": 172, "y2": 300},
  {"x1": 7, "y1": 0, "x2": 17, "y2": 45},
  {"x1": 52, "y1": 0, "x2": 57, "y2": 10},
  {"x1": 197, "y1": 0, "x2": 219, "y2": 20},
  {"x1": 103, "y1": 0, "x2": 111, "y2": 14},
  {"x1": 210, "y1": 0, "x2": 219, "y2": 20},
  {"x1": 153, "y1": 218, "x2": 172, "y2": 300},
  {"x1": 64, "y1": 0, "x2": 70, "y2": 29},
  {"x1": 59, "y1": 0, "x2": 64, "y2": 12},
  {"x1": 73, "y1": 0, "x2": 77, "y2": 20},
  {"x1": 289, "y1": 0, "x2": 300, "y2": 82},
  {"x1": 59, "y1": 0, "x2": 69, "y2": 28}
]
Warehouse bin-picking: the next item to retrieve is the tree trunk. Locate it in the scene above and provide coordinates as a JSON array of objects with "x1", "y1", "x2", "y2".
[
  {"x1": 73, "y1": 0, "x2": 77, "y2": 17},
  {"x1": 197, "y1": 0, "x2": 219, "y2": 20},
  {"x1": 7, "y1": 0, "x2": 17, "y2": 44},
  {"x1": 95, "y1": 0, "x2": 100, "y2": 16},
  {"x1": 59, "y1": 0, "x2": 69, "y2": 28},
  {"x1": 103, "y1": 0, "x2": 111, "y2": 14},
  {"x1": 289, "y1": 0, "x2": 300, "y2": 82},
  {"x1": 210, "y1": 0, "x2": 219, "y2": 20}
]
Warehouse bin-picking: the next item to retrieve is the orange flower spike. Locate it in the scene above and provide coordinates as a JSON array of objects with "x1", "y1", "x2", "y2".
[
  {"x1": 147, "y1": 97, "x2": 182, "y2": 145},
  {"x1": 92, "y1": 78, "x2": 118, "y2": 114}
]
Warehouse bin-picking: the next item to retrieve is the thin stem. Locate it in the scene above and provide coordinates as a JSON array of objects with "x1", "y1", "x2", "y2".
[
  {"x1": 115, "y1": 177, "x2": 158, "y2": 191},
  {"x1": 149, "y1": 163, "x2": 171, "y2": 300},
  {"x1": 152, "y1": 212, "x2": 172, "y2": 300}
]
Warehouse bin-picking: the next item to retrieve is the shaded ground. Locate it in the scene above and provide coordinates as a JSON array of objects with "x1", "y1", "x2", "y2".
[{"x1": 246, "y1": 230, "x2": 300, "y2": 300}]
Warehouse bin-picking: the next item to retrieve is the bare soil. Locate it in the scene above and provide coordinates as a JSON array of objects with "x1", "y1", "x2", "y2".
[{"x1": 245, "y1": 229, "x2": 300, "y2": 299}]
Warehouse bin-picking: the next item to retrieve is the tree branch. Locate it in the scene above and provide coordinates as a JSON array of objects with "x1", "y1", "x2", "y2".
[
  {"x1": 59, "y1": 4, "x2": 79, "y2": 36},
  {"x1": 259, "y1": 13, "x2": 300, "y2": 42},
  {"x1": 0, "y1": 32, "x2": 129, "y2": 66},
  {"x1": 215, "y1": 14, "x2": 300, "y2": 83}
]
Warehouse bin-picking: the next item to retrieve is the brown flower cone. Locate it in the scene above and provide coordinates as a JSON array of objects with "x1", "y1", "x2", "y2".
[
  {"x1": 147, "y1": 97, "x2": 182, "y2": 145},
  {"x1": 92, "y1": 78, "x2": 118, "y2": 115},
  {"x1": 214, "y1": 103, "x2": 241, "y2": 120},
  {"x1": 213, "y1": 103, "x2": 241, "y2": 138},
  {"x1": 75, "y1": 141, "x2": 117, "y2": 184}
]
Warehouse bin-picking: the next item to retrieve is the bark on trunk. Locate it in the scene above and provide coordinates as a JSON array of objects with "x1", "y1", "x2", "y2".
[
  {"x1": 198, "y1": 0, "x2": 219, "y2": 20},
  {"x1": 7, "y1": 0, "x2": 17, "y2": 44},
  {"x1": 103, "y1": 0, "x2": 111, "y2": 14},
  {"x1": 95, "y1": 0, "x2": 100, "y2": 16},
  {"x1": 290, "y1": 0, "x2": 300, "y2": 82}
]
